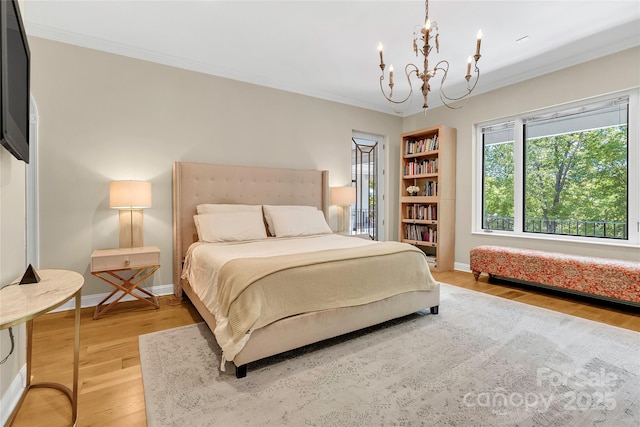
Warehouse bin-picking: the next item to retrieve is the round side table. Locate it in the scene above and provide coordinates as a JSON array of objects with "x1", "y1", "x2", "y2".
[{"x1": 0, "y1": 269, "x2": 83, "y2": 426}]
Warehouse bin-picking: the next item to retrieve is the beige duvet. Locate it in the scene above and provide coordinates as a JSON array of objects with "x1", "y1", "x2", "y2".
[{"x1": 182, "y1": 234, "x2": 437, "y2": 364}]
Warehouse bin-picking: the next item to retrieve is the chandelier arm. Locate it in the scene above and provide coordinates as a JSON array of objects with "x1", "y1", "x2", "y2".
[
  {"x1": 439, "y1": 68, "x2": 481, "y2": 104},
  {"x1": 379, "y1": 64, "x2": 420, "y2": 105},
  {"x1": 431, "y1": 59, "x2": 449, "y2": 76},
  {"x1": 463, "y1": 66, "x2": 481, "y2": 95},
  {"x1": 428, "y1": 59, "x2": 480, "y2": 109}
]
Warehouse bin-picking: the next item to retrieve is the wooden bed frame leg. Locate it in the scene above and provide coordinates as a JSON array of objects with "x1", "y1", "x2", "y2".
[
  {"x1": 430, "y1": 305, "x2": 439, "y2": 315},
  {"x1": 235, "y1": 364, "x2": 247, "y2": 379},
  {"x1": 472, "y1": 271, "x2": 480, "y2": 281}
]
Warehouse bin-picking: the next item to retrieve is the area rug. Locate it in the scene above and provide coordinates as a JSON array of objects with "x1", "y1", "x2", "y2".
[{"x1": 139, "y1": 283, "x2": 640, "y2": 426}]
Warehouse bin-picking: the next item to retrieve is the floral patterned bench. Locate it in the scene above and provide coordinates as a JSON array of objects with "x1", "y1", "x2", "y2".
[{"x1": 470, "y1": 245, "x2": 640, "y2": 305}]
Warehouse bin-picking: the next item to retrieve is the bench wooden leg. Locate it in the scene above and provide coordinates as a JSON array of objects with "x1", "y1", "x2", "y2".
[{"x1": 472, "y1": 270, "x2": 480, "y2": 281}]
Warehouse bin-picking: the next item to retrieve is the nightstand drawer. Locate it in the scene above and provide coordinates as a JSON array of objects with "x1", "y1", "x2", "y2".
[{"x1": 91, "y1": 246, "x2": 160, "y2": 272}]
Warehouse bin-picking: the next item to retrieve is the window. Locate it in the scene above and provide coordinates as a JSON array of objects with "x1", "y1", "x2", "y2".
[
  {"x1": 476, "y1": 92, "x2": 639, "y2": 245},
  {"x1": 524, "y1": 99, "x2": 628, "y2": 239},
  {"x1": 482, "y1": 122, "x2": 515, "y2": 231}
]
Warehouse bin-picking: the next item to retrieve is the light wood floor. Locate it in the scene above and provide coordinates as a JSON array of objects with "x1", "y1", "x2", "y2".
[{"x1": 9, "y1": 270, "x2": 640, "y2": 426}]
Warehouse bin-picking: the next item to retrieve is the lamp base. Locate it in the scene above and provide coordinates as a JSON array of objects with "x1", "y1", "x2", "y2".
[
  {"x1": 337, "y1": 206, "x2": 351, "y2": 233},
  {"x1": 119, "y1": 209, "x2": 144, "y2": 248}
]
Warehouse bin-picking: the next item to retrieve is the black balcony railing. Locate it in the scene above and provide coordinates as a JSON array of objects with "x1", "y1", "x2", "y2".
[
  {"x1": 484, "y1": 216, "x2": 514, "y2": 231},
  {"x1": 484, "y1": 216, "x2": 627, "y2": 240},
  {"x1": 352, "y1": 208, "x2": 375, "y2": 239}
]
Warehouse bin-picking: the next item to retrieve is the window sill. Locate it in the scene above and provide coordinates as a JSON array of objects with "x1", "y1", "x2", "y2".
[{"x1": 471, "y1": 230, "x2": 640, "y2": 250}]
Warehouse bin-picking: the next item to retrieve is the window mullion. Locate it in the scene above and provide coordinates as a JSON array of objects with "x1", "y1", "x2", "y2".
[
  {"x1": 474, "y1": 126, "x2": 483, "y2": 232},
  {"x1": 513, "y1": 117, "x2": 524, "y2": 234},
  {"x1": 627, "y1": 91, "x2": 639, "y2": 244}
]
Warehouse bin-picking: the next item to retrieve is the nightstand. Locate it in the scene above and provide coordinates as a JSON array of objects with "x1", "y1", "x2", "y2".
[{"x1": 91, "y1": 246, "x2": 160, "y2": 319}]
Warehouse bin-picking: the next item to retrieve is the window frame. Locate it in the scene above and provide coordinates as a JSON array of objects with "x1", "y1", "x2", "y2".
[
  {"x1": 480, "y1": 120, "x2": 515, "y2": 231},
  {"x1": 474, "y1": 89, "x2": 639, "y2": 247}
]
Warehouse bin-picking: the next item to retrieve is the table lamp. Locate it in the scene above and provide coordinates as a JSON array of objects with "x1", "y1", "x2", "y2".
[
  {"x1": 109, "y1": 180, "x2": 152, "y2": 248},
  {"x1": 331, "y1": 186, "x2": 356, "y2": 233}
]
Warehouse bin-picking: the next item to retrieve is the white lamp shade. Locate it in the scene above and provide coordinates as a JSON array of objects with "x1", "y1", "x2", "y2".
[
  {"x1": 109, "y1": 181, "x2": 152, "y2": 209},
  {"x1": 331, "y1": 186, "x2": 356, "y2": 206}
]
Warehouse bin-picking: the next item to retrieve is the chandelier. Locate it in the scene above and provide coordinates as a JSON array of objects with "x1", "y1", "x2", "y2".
[{"x1": 377, "y1": 0, "x2": 483, "y2": 112}]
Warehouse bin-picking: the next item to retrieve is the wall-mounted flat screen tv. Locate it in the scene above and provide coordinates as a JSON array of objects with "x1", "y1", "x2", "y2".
[{"x1": 0, "y1": 0, "x2": 30, "y2": 163}]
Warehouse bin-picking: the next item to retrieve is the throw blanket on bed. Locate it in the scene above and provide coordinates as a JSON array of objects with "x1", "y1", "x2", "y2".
[{"x1": 213, "y1": 241, "x2": 436, "y2": 364}]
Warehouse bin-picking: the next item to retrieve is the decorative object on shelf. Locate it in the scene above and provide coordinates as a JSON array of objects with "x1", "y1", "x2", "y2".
[
  {"x1": 406, "y1": 185, "x2": 420, "y2": 196},
  {"x1": 19, "y1": 264, "x2": 40, "y2": 285},
  {"x1": 376, "y1": 0, "x2": 483, "y2": 112},
  {"x1": 331, "y1": 186, "x2": 356, "y2": 233},
  {"x1": 110, "y1": 180, "x2": 152, "y2": 248}
]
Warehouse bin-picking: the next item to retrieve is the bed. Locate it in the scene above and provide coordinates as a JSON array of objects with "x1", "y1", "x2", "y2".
[{"x1": 173, "y1": 161, "x2": 440, "y2": 378}]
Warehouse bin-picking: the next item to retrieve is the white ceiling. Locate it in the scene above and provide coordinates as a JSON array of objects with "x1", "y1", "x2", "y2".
[{"x1": 23, "y1": 1, "x2": 640, "y2": 117}]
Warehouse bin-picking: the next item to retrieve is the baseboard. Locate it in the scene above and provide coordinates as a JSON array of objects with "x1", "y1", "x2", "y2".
[
  {"x1": 454, "y1": 262, "x2": 471, "y2": 272},
  {"x1": 51, "y1": 283, "x2": 175, "y2": 313},
  {"x1": 0, "y1": 363, "x2": 26, "y2": 426}
]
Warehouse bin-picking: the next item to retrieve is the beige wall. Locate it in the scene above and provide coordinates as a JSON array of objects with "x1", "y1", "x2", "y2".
[
  {"x1": 26, "y1": 38, "x2": 640, "y2": 301},
  {"x1": 29, "y1": 37, "x2": 403, "y2": 297},
  {"x1": 403, "y1": 47, "x2": 640, "y2": 265}
]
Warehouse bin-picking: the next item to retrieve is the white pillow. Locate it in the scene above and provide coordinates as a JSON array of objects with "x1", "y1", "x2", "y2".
[
  {"x1": 193, "y1": 211, "x2": 267, "y2": 242},
  {"x1": 196, "y1": 203, "x2": 262, "y2": 215},
  {"x1": 263, "y1": 205, "x2": 319, "y2": 236},
  {"x1": 269, "y1": 208, "x2": 333, "y2": 237}
]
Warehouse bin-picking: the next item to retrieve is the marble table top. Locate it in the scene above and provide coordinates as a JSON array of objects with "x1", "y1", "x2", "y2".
[{"x1": 0, "y1": 269, "x2": 84, "y2": 329}]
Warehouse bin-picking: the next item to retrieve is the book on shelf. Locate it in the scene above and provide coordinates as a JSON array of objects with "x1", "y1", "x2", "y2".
[
  {"x1": 403, "y1": 158, "x2": 438, "y2": 176},
  {"x1": 404, "y1": 224, "x2": 437, "y2": 242},
  {"x1": 422, "y1": 228, "x2": 437, "y2": 243},
  {"x1": 406, "y1": 204, "x2": 437, "y2": 221},
  {"x1": 404, "y1": 135, "x2": 439, "y2": 155},
  {"x1": 422, "y1": 180, "x2": 438, "y2": 197}
]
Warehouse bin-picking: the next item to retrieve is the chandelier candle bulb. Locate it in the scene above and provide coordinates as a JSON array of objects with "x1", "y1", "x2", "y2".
[
  {"x1": 378, "y1": 42, "x2": 385, "y2": 70},
  {"x1": 389, "y1": 65, "x2": 394, "y2": 84},
  {"x1": 475, "y1": 29, "x2": 483, "y2": 58}
]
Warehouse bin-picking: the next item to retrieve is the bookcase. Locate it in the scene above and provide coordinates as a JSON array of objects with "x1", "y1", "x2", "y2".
[{"x1": 399, "y1": 125, "x2": 456, "y2": 271}]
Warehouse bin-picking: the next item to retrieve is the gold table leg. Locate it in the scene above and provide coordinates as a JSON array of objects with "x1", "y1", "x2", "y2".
[
  {"x1": 92, "y1": 265, "x2": 160, "y2": 320},
  {"x1": 5, "y1": 289, "x2": 81, "y2": 426}
]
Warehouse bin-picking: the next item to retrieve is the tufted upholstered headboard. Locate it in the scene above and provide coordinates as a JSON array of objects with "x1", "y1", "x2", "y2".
[{"x1": 172, "y1": 162, "x2": 330, "y2": 292}]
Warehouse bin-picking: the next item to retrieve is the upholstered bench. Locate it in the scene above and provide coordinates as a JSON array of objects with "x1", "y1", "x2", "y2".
[{"x1": 470, "y1": 245, "x2": 640, "y2": 306}]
